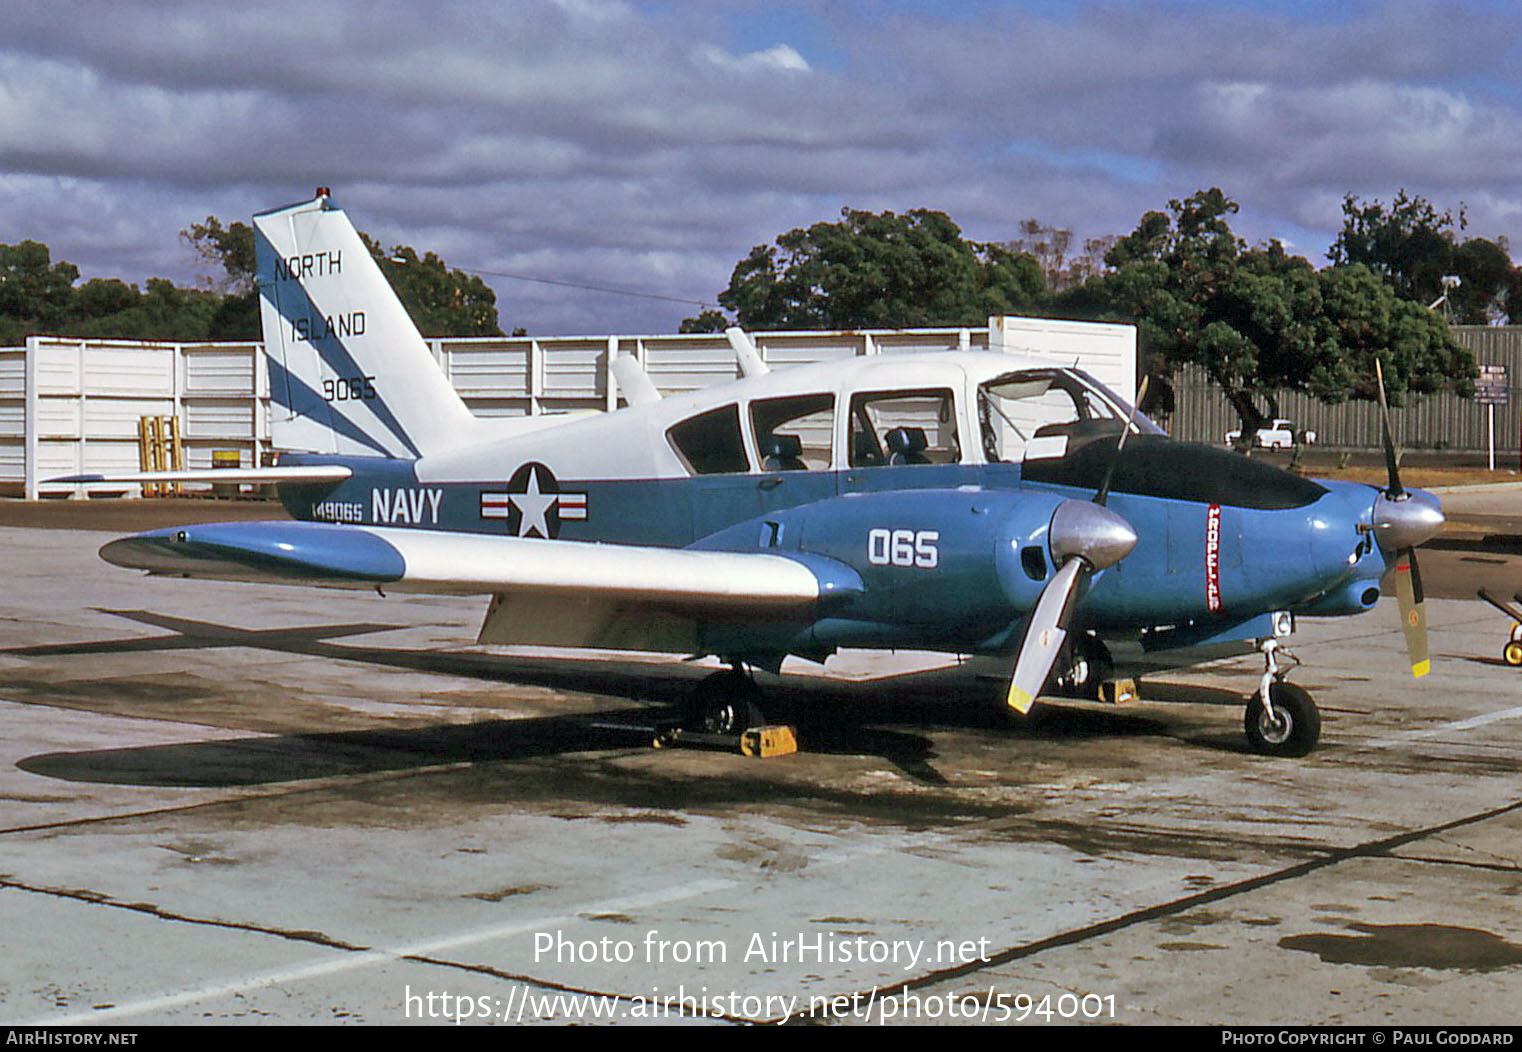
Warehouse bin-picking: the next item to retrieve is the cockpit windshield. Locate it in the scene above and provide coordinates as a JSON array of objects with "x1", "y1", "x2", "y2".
[{"x1": 977, "y1": 369, "x2": 1162, "y2": 463}]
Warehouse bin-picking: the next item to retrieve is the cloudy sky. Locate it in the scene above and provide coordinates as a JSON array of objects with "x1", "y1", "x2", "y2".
[{"x1": 3, "y1": 0, "x2": 1521, "y2": 334}]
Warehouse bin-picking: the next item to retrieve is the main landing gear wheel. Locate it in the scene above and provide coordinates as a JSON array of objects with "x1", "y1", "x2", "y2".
[
  {"x1": 686, "y1": 669, "x2": 764, "y2": 736},
  {"x1": 1053, "y1": 634, "x2": 1113, "y2": 700},
  {"x1": 1245, "y1": 681, "x2": 1320, "y2": 758},
  {"x1": 1504, "y1": 641, "x2": 1522, "y2": 667}
]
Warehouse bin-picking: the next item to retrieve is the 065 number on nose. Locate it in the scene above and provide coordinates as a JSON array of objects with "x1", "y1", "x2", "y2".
[{"x1": 867, "y1": 528, "x2": 939, "y2": 568}]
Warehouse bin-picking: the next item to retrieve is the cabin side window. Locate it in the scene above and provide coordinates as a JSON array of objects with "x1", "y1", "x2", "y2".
[
  {"x1": 750, "y1": 394, "x2": 834, "y2": 471},
  {"x1": 667, "y1": 404, "x2": 750, "y2": 475},
  {"x1": 848, "y1": 389, "x2": 960, "y2": 467}
]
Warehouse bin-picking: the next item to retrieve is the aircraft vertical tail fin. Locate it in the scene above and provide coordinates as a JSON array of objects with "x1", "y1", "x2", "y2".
[{"x1": 255, "y1": 191, "x2": 478, "y2": 458}]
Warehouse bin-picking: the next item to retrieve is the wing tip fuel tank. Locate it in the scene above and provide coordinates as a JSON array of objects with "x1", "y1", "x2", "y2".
[{"x1": 100, "y1": 521, "x2": 408, "y2": 585}]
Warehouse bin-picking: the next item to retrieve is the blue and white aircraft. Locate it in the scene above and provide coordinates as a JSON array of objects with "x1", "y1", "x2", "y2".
[{"x1": 63, "y1": 191, "x2": 1446, "y2": 758}]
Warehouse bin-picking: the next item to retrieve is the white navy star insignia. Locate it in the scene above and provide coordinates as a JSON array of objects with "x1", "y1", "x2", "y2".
[{"x1": 480, "y1": 462, "x2": 587, "y2": 538}]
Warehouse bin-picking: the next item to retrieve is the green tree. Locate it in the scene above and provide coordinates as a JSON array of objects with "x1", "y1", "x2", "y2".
[
  {"x1": 67, "y1": 278, "x2": 222, "y2": 341},
  {"x1": 0, "y1": 239, "x2": 224, "y2": 343},
  {"x1": 1317, "y1": 263, "x2": 1475, "y2": 404},
  {"x1": 180, "y1": 217, "x2": 262, "y2": 339},
  {"x1": 1329, "y1": 190, "x2": 1457, "y2": 304},
  {"x1": 74, "y1": 278, "x2": 138, "y2": 319},
  {"x1": 1329, "y1": 190, "x2": 1519, "y2": 323},
  {"x1": 1085, "y1": 188, "x2": 1473, "y2": 443},
  {"x1": 364, "y1": 236, "x2": 503, "y2": 338},
  {"x1": 679, "y1": 308, "x2": 729, "y2": 333},
  {"x1": 711, "y1": 207, "x2": 1044, "y2": 330},
  {"x1": 0, "y1": 241, "x2": 79, "y2": 343},
  {"x1": 1450, "y1": 236, "x2": 1515, "y2": 323},
  {"x1": 0, "y1": 218, "x2": 504, "y2": 344},
  {"x1": 183, "y1": 216, "x2": 257, "y2": 293}
]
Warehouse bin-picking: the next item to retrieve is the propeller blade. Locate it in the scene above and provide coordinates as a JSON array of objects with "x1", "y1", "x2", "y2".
[
  {"x1": 1372, "y1": 362, "x2": 1436, "y2": 676},
  {"x1": 1006, "y1": 558, "x2": 1084, "y2": 714},
  {"x1": 1005, "y1": 501, "x2": 1140, "y2": 714},
  {"x1": 1373, "y1": 359, "x2": 1405, "y2": 500},
  {"x1": 1393, "y1": 548, "x2": 1429, "y2": 678}
]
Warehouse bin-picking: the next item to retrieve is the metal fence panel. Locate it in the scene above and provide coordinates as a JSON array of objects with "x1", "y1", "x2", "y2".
[
  {"x1": 0, "y1": 344, "x2": 21, "y2": 491},
  {"x1": 438, "y1": 342, "x2": 531, "y2": 400},
  {"x1": 81, "y1": 344, "x2": 177, "y2": 397},
  {"x1": 0, "y1": 347, "x2": 23, "y2": 397},
  {"x1": 640, "y1": 336, "x2": 741, "y2": 394},
  {"x1": 865, "y1": 331, "x2": 967, "y2": 356},
  {"x1": 759, "y1": 332, "x2": 871, "y2": 366},
  {"x1": 184, "y1": 344, "x2": 259, "y2": 395}
]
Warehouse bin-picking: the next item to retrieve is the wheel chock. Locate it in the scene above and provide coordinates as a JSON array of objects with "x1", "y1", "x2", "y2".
[
  {"x1": 741, "y1": 725, "x2": 798, "y2": 758},
  {"x1": 1099, "y1": 678, "x2": 1138, "y2": 705}
]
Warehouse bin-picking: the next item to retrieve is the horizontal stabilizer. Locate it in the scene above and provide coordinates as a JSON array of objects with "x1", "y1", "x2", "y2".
[
  {"x1": 101, "y1": 521, "x2": 860, "y2": 610},
  {"x1": 48, "y1": 466, "x2": 353, "y2": 486}
]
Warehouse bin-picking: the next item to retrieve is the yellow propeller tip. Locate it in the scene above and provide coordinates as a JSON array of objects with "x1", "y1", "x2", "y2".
[
  {"x1": 1412, "y1": 661, "x2": 1430, "y2": 678},
  {"x1": 1007, "y1": 687, "x2": 1035, "y2": 714}
]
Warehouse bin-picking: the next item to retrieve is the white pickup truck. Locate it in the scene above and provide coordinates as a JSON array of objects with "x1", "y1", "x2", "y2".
[{"x1": 1224, "y1": 418, "x2": 1316, "y2": 450}]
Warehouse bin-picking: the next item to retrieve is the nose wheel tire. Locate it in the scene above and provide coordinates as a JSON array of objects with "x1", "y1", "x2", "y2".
[{"x1": 1245, "y1": 681, "x2": 1320, "y2": 758}]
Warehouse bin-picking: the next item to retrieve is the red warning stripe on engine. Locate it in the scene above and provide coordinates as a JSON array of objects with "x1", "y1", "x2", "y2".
[{"x1": 1206, "y1": 502, "x2": 1223, "y2": 613}]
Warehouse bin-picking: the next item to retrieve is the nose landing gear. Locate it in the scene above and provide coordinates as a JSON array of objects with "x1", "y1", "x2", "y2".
[{"x1": 1244, "y1": 638, "x2": 1320, "y2": 757}]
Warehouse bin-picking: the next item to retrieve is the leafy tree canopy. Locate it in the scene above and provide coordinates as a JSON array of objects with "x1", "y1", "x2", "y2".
[
  {"x1": 182, "y1": 216, "x2": 257, "y2": 294},
  {"x1": 679, "y1": 308, "x2": 729, "y2": 334},
  {"x1": 698, "y1": 207, "x2": 1045, "y2": 331},
  {"x1": 1082, "y1": 189, "x2": 1474, "y2": 439},
  {"x1": 0, "y1": 241, "x2": 79, "y2": 342},
  {"x1": 362, "y1": 234, "x2": 502, "y2": 338},
  {"x1": 1329, "y1": 190, "x2": 1521, "y2": 323},
  {"x1": 690, "y1": 190, "x2": 1481, "y2": 441}
]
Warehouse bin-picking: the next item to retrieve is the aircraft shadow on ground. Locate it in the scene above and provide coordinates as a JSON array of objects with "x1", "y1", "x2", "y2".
[{"x1": 9, "y1": 610, "x2": 1242, "y2": 788}]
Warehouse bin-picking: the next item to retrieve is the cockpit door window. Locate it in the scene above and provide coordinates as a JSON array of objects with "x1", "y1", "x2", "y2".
[
  {"x1": 750, "y1": 394, "x2": 835, "y2": 471},
  {"x1": 978, "y1": 369, "x2": 1159, "y2": 463},
  {"x1": 848, "y1": 389, "x2": 961, "y2": 467}
]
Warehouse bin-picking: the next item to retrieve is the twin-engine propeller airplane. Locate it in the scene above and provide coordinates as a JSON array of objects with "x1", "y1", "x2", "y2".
[{"x1": 55, "y1": 191, "x2": 1446, "y2": 758}]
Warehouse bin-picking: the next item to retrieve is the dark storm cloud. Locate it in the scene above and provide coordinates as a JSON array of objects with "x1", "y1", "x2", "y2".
[{"x1": 3, "y1": 1, "x2": 1522, "y2": 333}]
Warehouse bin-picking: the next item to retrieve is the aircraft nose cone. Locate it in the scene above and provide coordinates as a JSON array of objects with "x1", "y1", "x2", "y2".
[
  {"x1": 1373, "y1": 490, "x2": 1445, "y2": 552},
  {"x1": 1048, "y1": 499, "x2": 1138, "y2": 571}
]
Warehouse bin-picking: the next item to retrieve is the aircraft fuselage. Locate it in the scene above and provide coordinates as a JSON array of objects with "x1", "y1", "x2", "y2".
[{"x1": 274, "y1": 441, "x2": 1390, "y2": 658}]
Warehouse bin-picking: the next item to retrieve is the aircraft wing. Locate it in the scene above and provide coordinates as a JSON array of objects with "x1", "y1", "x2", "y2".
[{"x1": 99, "y1": 521, "x2": 859, "y2": 611}]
